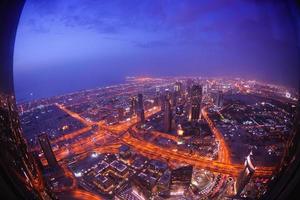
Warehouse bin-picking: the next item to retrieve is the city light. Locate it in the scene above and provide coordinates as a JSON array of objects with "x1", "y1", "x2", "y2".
[
  {"x1": 15, "y1": 77, "x2": 297, "y2": 199},
  {"x1": 91, "y1": 152, "x2": 98, "y2": 158},
  {"x1": 74, "y1": 172, "x2": 82, "y2": 177}
]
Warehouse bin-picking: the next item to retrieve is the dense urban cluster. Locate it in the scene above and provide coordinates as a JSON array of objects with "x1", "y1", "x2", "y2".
[{"x1": 14, "y1": 77, "x2": 298, "y2": 199}]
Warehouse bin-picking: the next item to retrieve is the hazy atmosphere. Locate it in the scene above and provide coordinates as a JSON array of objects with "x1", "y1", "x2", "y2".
[{"x1": 14, "y1": 0, "x2": 300, "y2": 101}]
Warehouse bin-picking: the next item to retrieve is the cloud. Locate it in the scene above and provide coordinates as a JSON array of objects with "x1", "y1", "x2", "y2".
[{"x1": 134, "y1": 40, "x2": 171, "y2": 48}]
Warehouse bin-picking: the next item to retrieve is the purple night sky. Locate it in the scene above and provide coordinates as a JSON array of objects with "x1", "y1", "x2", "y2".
[{"x1": 13, "y1": 0, "x2": 300, "y2": 101}]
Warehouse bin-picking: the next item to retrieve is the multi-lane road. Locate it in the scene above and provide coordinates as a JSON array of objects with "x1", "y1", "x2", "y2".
[{"x1": 35, "y1": 103, "x2": 275, "y2": 196}]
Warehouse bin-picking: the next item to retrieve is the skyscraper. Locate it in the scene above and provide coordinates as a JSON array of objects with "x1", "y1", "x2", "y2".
[
  {"x1": 186, "y1": 79, "x2": 194, "y2": 96},
  {"x1": 137, "y1": 93, "x2": 143, "y2": 110},
  {"x1": 160, "y1": 89, "x2": 171, "y2": 111},
  {"x1": 215, "y1": 90, "x2": 224, "y2": 108},
  {"x1": 203, "y1": 84, "x2": 208, "y2": 94},
  {"x1": 38, "y1": 134, "x2": 59, "y2": 169},
  {"x1": 130, "y1": 96, "x2": 137, "y2": 114},
  {"x1": 174, "y1": 81, "x2": 183, "y2": 95},
  {"x1": 137, "y1": 93, "x2": 145, "y2": 124},
  {"x1": 170, "y1": 165, "x2": 193, "y2": 196},
  {"x1": 236, "y1": 152, "x2": 256, "y2": 196},
  {"x1": 173, "y1": 82, "x2": 183, "y2": 107},
  {"x1": 118, "y1": 107, "x2": 124, "y2": 121},
  {"x1": 164, "y1": 95, "x2": 172, "y2": 132},
  {"x1": 189, "y1": 85, "x2": 202, "y2": 121}
]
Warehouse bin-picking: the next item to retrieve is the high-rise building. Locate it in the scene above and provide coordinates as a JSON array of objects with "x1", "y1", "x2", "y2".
[
  {"x1": 137, "y1": 93, "x2": 143, "y2": 110},
  {"x1": 160, "y1": 89, "x2": 171, "y2": 111},
  {"x1": 236, "y1": 152, "x2": 256, "y2": 196},
  {"x1": 157, "y1": 170, "x2": 171, "y2": 197},
  {"x1": 160, "y1": 94, "x2": 166, "y2": 111},
  {"x1": 203, "y1": 84, "x2": 208, "y2": 94},
  {"x1": 215, "y1": 90, "x2": 224, "y2": 108},
  {"x1": 154, "y1": 87, "x2": 161, "y2": 107},
  {"x1": 189, "y1": 85, "x2": 202, "y2": 121},
  {"x1": 137, "y1": 93, "x2": 145, "y2": 124},
  {"x1": 164, "y1": 95, "x2": 172, "y2": 132},
  {"x1": 174, "y1": 81, "x2": 183, "y2": 94},
  {"x1": 171, "y1": 92, "x2": 177, "y2": 107},
  {"x1": 130, "y1": 96, "x2": 137, "y2": 114},
  {"x1": 38, "y1": 134, "x2": 59, "y2": 169},
  {"x1": 186, "y1": 79, "x2": 193, "y2": 95},
  {"x1": 118, "y1": 107, "x2": 125, "y2": 121},
  {"x1": 170, "y1": 165, "x2": 193, "y2": 196}
]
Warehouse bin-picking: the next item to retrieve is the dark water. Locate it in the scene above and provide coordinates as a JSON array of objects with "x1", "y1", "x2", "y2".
[{"x1": 14, "y1": 66, "x2": 126, "y2": 103}]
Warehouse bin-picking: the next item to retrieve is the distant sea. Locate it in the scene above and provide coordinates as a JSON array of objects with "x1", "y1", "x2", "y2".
[{"x1": 14, "y1": 69, "x2": 126, "y2": 103}]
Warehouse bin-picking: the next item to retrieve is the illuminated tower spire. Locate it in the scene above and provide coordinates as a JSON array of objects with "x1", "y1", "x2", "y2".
[{"x1": 235, "y1": 151, "x2": 256, "y2": 197}]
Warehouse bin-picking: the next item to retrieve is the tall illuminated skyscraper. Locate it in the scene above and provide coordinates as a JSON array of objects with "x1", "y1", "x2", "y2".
[
  {"x1": 137, "y1": 93, "x2": 145, "y2": 124},
  {"x1": 118, "y1": 107, "x2": 124, "y2": 121},
  {"x1": 236, "y1": 152, "x2": 256, "y2": 196},
  {"x1": 38, "y1": 134, "x2": 59, "y2": 169},
  {"x1": 215, "y1": 90, "x2": 224, "y2": 108},
  {"x1": 174, "y1": 81, "x2": 182, "y2": 95},
  {"x1": 130, "y1": 96, "x2": 137, "y2": 114},
  {"x1": 164, "y1": 95, "x2": 172, "y2": 132},
  {"x1": 189, "y1": 85, "x2": 202, "y2": 121},
  {"x1": 186, "y1": 79, "x2": 194, "y2": 96}
]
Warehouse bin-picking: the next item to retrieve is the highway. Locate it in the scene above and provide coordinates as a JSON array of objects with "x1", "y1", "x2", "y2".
[{"x1": 35, "y1": 103, "x2": 275, "y2": 196}]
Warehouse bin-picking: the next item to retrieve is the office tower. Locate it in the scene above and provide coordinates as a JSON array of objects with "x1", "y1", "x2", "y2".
[
  {"x1": 160, "y1": 90, "x2": 170, "y2": 111},
  {"x1": 137, "y1": 93, "x2": 143, "y2": 110},
  {"x1": 130, "y1": 96, "x2": 137, "y2": 114},
  {"x1": 160, "y1": 95, "x2": 165, "y2": 111},
  {"x1": 236, "y1": 152, "x2": 256, "y2": 196},
  {"x1": 215, "y1": 90, "x2": 224, "y2": 108},
  {"x1": 186, "y1": 79, "x2": 194, "y2": 96},
  {"x1": 38, "y1": 134, "x2": 59, "y2": 169},
  {"x1": 170, "y1": 165, "x2": 193, "y2": 196},
  {"x1": 154, "y1": 87, "x2": 161, "y2": 106},
  {"x1": 157, "y1": 170, "x2": 171, "y2": 197},
  {"x1": 164, "y1": 95, "x2": 172, "y2": 132},
  {"x1": 174, "y1": 81, "x2": 183, "y2": 94},
  {"x1": 137, "y1": 93, "x2": 145, "y2": 124},
  {"x1": 203, "y1": 84, "x2": 208, "y2": 94},
  {"x1": 118, "y1": 107, "x2": 124, "y2": 121},
  {"x1": 189, "y1": 85, "x2": 202, "y2": 121},
  {"x1": 171, "y1": 92, "x2": 177, "y2": 107}
]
